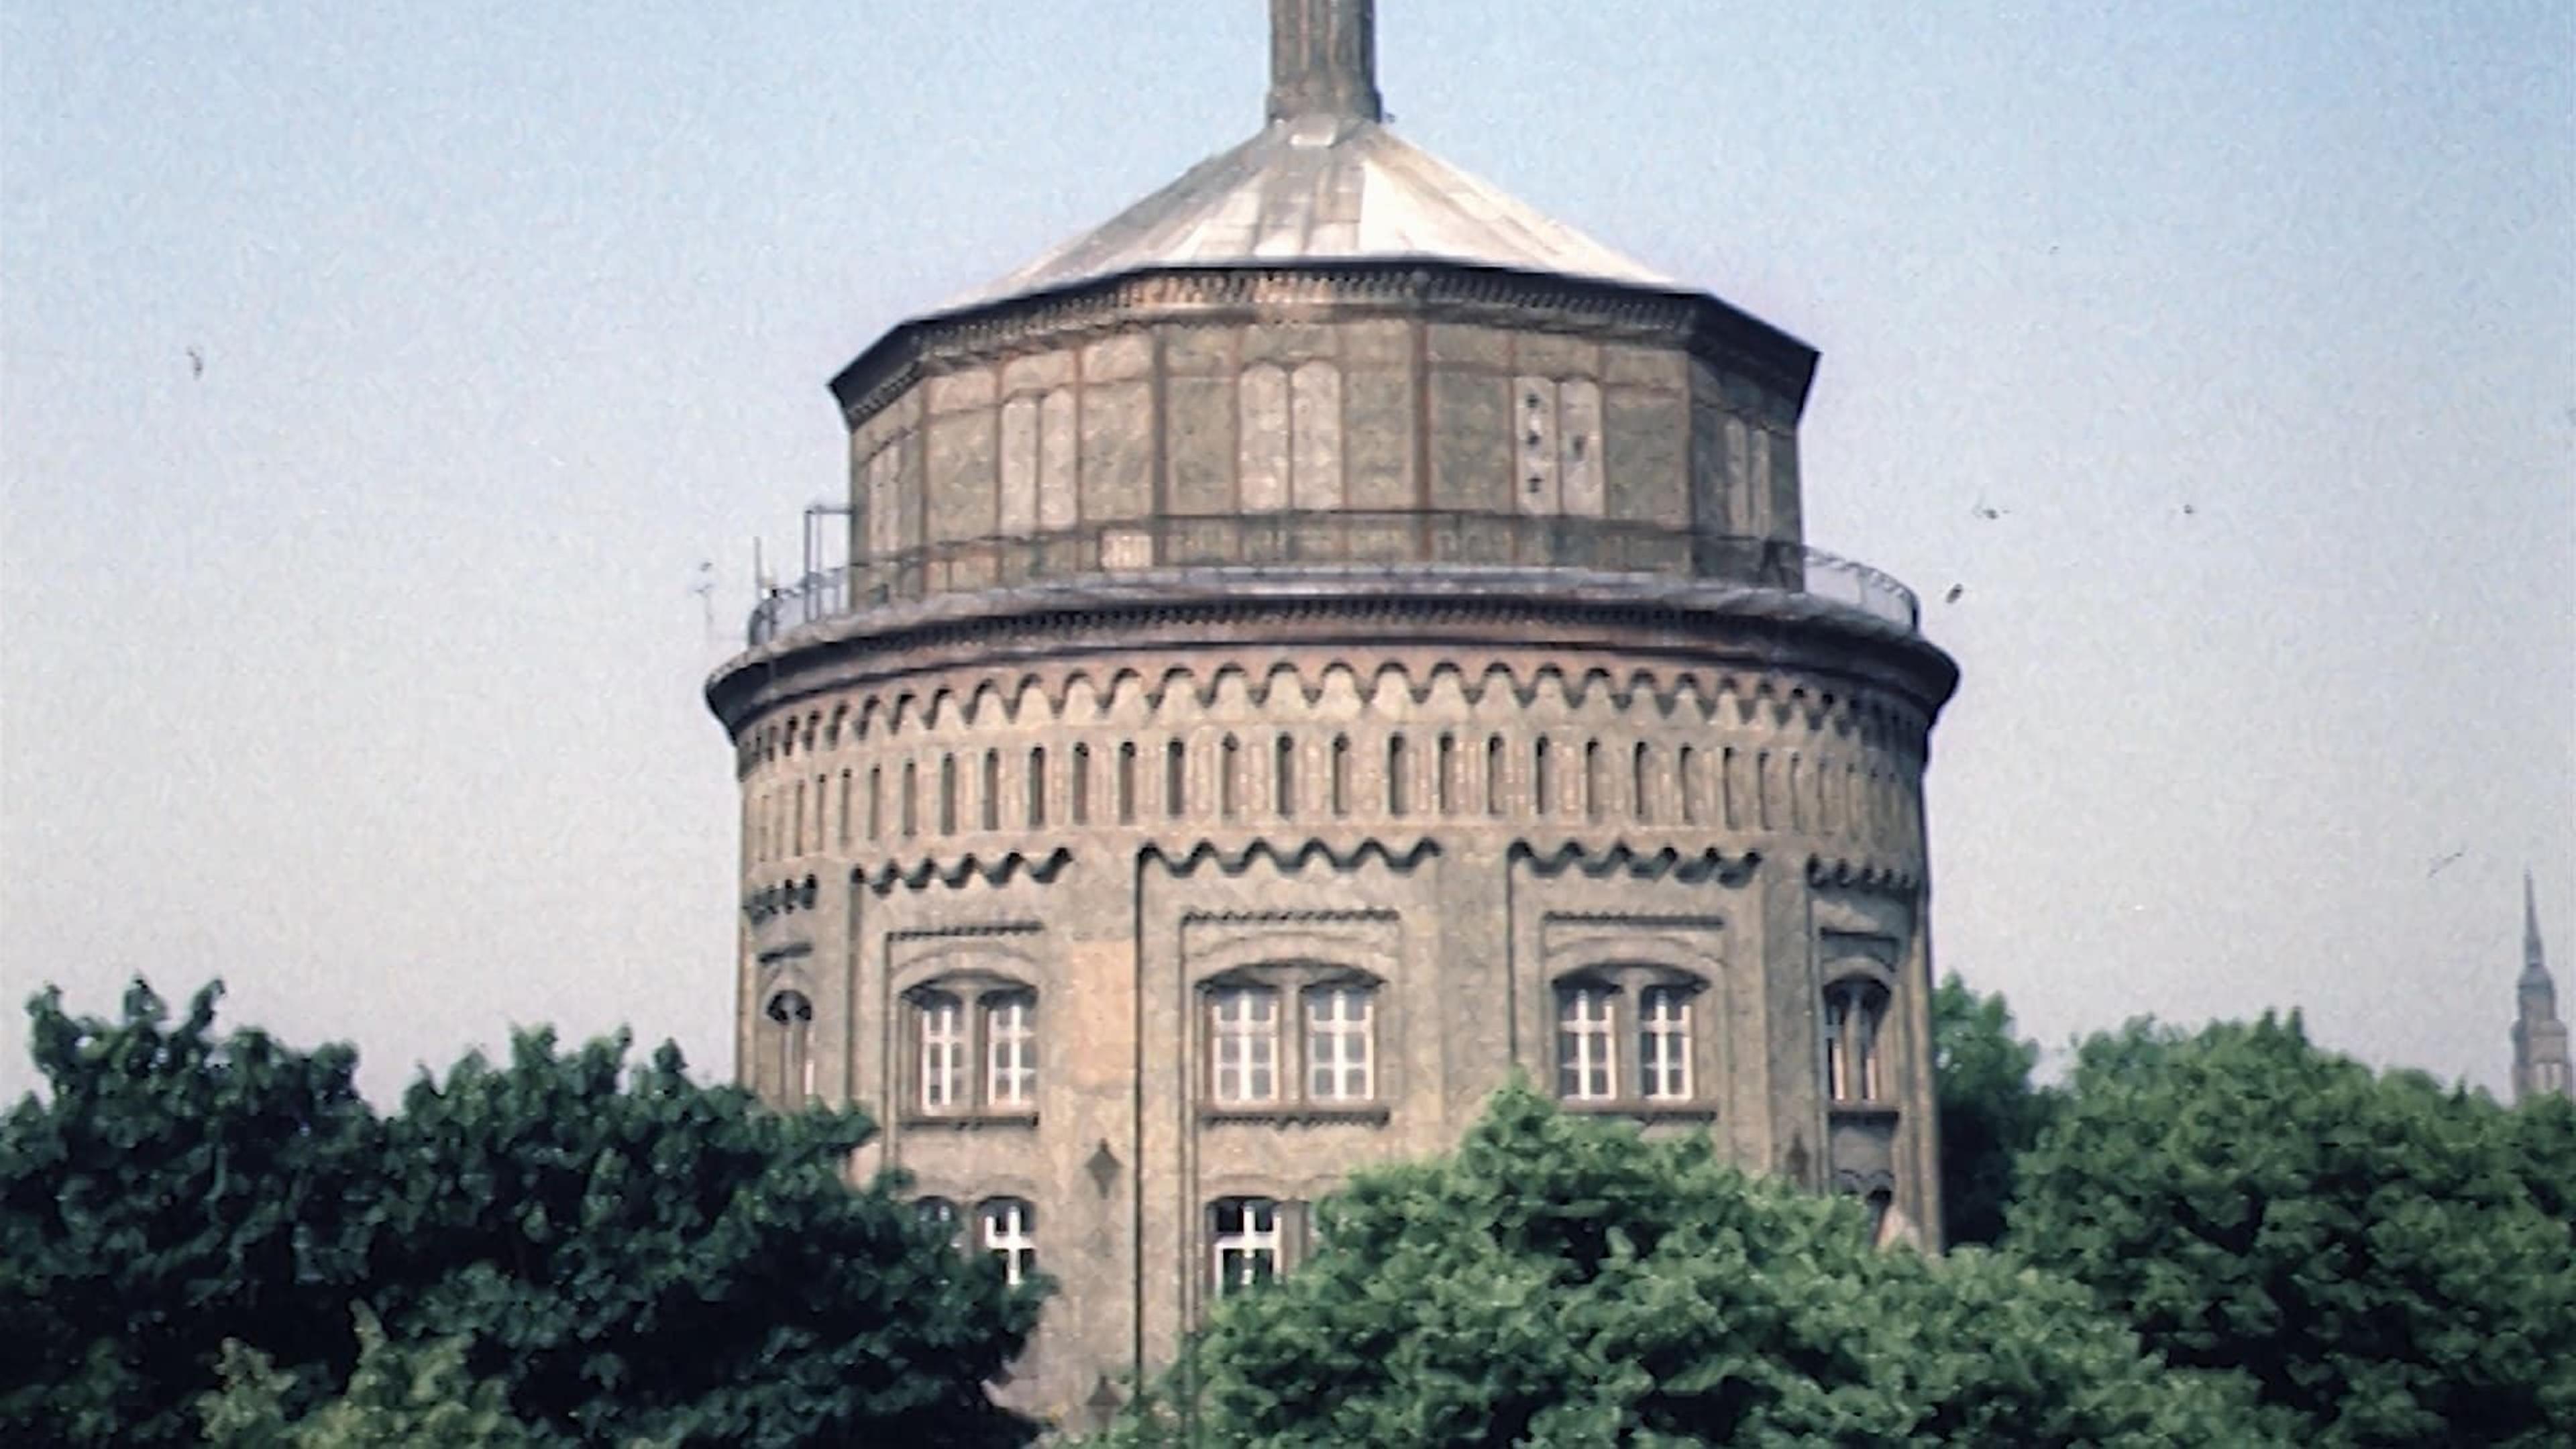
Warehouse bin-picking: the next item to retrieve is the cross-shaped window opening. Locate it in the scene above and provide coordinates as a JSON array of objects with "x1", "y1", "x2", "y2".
[
  {"x1": 979, "y1": 1197, "x2": 1036, "y2": 1287},
  {"x1": 1210, "y1": 1196, "x2": 1280, "y2": 1295}
]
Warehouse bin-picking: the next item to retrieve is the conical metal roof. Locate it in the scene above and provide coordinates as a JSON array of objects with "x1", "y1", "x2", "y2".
[
  {"x1": 941, "y1": 1, "x2": 1673, "y2": 313},
  {"x1": 945, "y1": 111, "x2": 1674, "y2": 311}
]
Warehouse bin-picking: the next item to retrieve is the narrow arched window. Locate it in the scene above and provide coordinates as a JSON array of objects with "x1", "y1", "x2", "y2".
[
  {"x1": 985, "y1": 991, "x2": 1036, "y2": 1108},
  {"x1": 1821, "y1": 979, "x2": 1889, "y2": 1104},
  {"x1": 765, "y1": 989, "x2": 815, "y2": 1106},
  {"x1": 1486, "y1": 735, "x2": 1505, "y2": 815},
  {"x1": 1436, "y1": 733, "x2": 1457, "y2": 815},
  {"x1": 1275, "y1": 733, "x2": 1296, "y2": 816},
  {"x1": 1638, "y1": 985, "x2": 1690, "y2": 1099},
  {"x1": 1027, "y1": 747, "x2": 1047, "y2": 828},
  {"x1": 1071, "y1": 743, "x2": 1091, "y2": 825},
  {"x1": 1304, "y1": 985, "x2": 1373, "y2": 1102},
  {"x1": 918, "y1": 990, "x2": 966, "y2": 1110},
  {"x1": 1116, "y1": 742, "x2": 1137, "y2": 824},
  {"x1": 1554, "y1": 982, "x2": 1613, "y2": 1101},
  {"x1": 1583, "y1": 740, "x2": 1604, "y2": 822},
  {"x1": 1207, "y1": 985, "x2": 1280, "y2": 1104},
  {"x1": 1220, "y1": 735, "x2": 1240, "y2": 819},
  {"x1": 1166, "y1": 739, "x2": 1187, "y2": 819},
  {"x1": 1330, "y1": 735, "x2": 1350, "y2": 818},
  {"x1": 901, "y1": 761, "x2": 919, "y2": 838},
  {"x1": 1631, "y1": 743, "x2": 1652, "y2": 824},
  {"x1": 1534, "y1": 738, "x2": 1554, "y2": 817},
  {"x1": 1387, "y1": 735, "x2": 1409, "y2": 816},
  {"x1": 980, "y1": 750, "x2": 1000, "y2": 831},
  {"x1": 1677, "y1": 745, "x2": 1699, "y2": 825},
  {"x1": 867, "y1": 765, "x2": 883, "y2": 841},
  {"x1": 838, "y1": 769, "x2": 853, "y2": 847}
]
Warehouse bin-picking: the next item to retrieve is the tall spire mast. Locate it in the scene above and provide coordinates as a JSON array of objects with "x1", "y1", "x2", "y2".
[
  {"x1": 2529, "y1": 869, "x2": 2552, "y2": 984},
  {"x1": 1267, "y1": 0, "x2": 1383, "y2": 123}
]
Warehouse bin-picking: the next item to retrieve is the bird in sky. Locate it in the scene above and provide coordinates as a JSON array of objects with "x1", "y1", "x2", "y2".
[
  {"x1": 1943, "y1": 584, "x2": 1965, "y2": 604},
  {"x1": 1970, "y1": 498, "x2": 2007, "y2": 521},
  {"x1": 2428, "y1": 847, "x2": 2467, "y2": 877},
  {"x1": 184, "y1": 347, "x2": 203, "y2": 379}
]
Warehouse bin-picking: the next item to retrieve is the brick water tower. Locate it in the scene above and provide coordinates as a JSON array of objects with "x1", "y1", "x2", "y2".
[{"x1": 706, "y1": 1, "x2": 1959, "y2": 1420}]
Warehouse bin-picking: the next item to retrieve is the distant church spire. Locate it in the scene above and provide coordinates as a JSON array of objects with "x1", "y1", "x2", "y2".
[
  {"x1": 2526, "y1": 869, "x2": 2549, "y2": 985},
  {"x1": 2512, "y1": 870, "x2": 2570, "y2": 1102},
  {"x1": 1267, "y1": 0, "x2": 1383, "y2": 123}
]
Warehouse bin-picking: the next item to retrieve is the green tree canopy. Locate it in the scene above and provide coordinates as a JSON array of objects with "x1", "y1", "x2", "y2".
[
  {"x1": 1929, "y1": 971, "x2": 2054, "y2": 1247},
  {"x1": 1, "y1": 979, "x2": 1040, "y2": 1448},
  {"x1": 0, "y1": 981, "x2": 382, "y2": 1446},
  {"x1": 1099, "y1": 1083, "x2": 2280, "y2": 1448},
  {"x1": 201, "y1": 1305, "x2": 553, "y2": 1449},
  {"x1": 2010, "y1": 1014, "x2": 2576, "y2": 1448},
  {"x1": 372, "y1": 1028, "x2": 1038, "y2": 1448}
]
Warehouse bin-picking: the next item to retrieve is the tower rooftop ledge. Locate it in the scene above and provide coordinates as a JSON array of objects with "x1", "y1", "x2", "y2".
[
  {"x1": 714, "y1": 513, "x2": 1950, "y2": 726},
  {"x1": 745, "y1": 514, "x2": 1917, "y2": 648}
]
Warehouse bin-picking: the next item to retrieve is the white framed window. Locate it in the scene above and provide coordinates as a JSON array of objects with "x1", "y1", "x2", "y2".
[
  {"x1": 1305, "y1": 985, "x2": 1373, "y2": 1102},
  {"x1": 1210, "y1": 985, "x2": 1279, "y2": 1104},
  {"x1": 978, "y1": 1197, "x2": 1036, "y2": 1286},
  {"x1": 1638, "y1": 986, "x2": 1691, "y2": 1101},
  {"x1": 1556, "y1": 984, "x2": 1617, "y2": 1102},
  {"x1": 908, "y1": 978, "x2": 1040, "y2": 1119},
  {"x1": 985, "y1": 992, "x2": 1036, "y2": 1108},
  {"x1": 918, "y1": 991, "x2": 967, "y2": 1111},
  {"x1": 1202, "y1": 969, "x2": 1383, "y2": 1112},
  {"x1": 1823, "y1": 979, "x2": 1888, "y2": 1104},
  {"x1": 1209, "y1": 1196, "x2": 1281, "y2": 1295}
]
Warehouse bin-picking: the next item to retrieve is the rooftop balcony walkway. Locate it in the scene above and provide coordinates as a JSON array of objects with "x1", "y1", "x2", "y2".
[{"x1": 746, "y1": 510, "x2": 1919, "y2": 647}]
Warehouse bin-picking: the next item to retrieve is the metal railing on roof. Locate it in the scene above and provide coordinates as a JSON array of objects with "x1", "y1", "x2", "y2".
[{"x1": 746, "y1": 510, "x2": 1918, "y2": 646}]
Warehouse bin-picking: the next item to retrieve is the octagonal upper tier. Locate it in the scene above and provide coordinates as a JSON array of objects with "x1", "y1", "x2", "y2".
[{"x1": 769, "y1": 8, "x2": 1919, "y2": 654}]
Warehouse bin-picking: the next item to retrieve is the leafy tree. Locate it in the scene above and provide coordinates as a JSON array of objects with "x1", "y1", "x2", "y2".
[
  {"x1": 1929, "y1": 971, "x2": 2054, "y2": 1246},
  {"x1": 0, "y1": 982, "x2": 382, "y2": 1446},
  {"x1": 1097, "y1": 1083, "x2": 2282, "y2": 1448},
  {"x1": 372, "y1": 1029, "x2": 1040, "y2": 1448},
  {"x1": 2010, "y1": 1014, "x2": 2576, "y2": 1448},
  {"x1": 2, "y1": 981, "x2": 1042, "y2": 1448},
  {"x1": 201, "y1": 1305, "x2": 552, "y2": 1449}
]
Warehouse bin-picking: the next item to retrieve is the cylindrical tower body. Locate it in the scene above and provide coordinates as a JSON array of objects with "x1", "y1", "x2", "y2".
[{"x1": 707, "y1": 6, "x2": 1956, "y2": 1425}]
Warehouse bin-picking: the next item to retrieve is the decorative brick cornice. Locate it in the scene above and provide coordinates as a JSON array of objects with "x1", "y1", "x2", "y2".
[
  {"x1": 827, "y1": 259, "x2": 1816, "y2": 426},
  {"x1": 1805, "y1": 857, "x2": 1923, "y2": 895},
  {"x1": 709, "y1": 579, "x2": 1956, "y2": 733},
  {"x1": 1146, "y1": 837, "x2": 1440, "y2": 877},
  {"x1": 858, "y1": 848, "x2": 1073, "y2": 895},
  {"x1": 1178, "y1": 906, "x2": 1403, "y2": 926},
  {"x1": 1513, "y1": 841, "x2": 1762, "y2": 886}
]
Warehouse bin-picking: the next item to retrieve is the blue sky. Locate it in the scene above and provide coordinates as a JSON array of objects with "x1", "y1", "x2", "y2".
[{"x1": 4, "y1": 1, "x2": 2570, "y2": 1102}]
